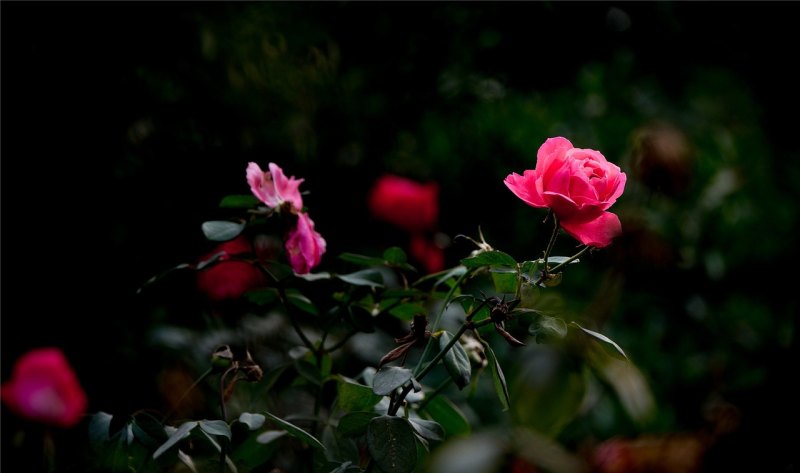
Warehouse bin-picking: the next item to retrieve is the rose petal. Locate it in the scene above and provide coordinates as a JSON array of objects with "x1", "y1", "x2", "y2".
[
  {"x1": 560, "y1": 211, "x2": 622, "y2": 248},
  {"x1": 504, "y1": 171, "x2": 546, "y2": 208},
  {"x1": 535, "y1": 137, "x2": 573, "y2": 173},
  {"x1": 285, "y1": 213, "x2": 326, "y2": 274},
  {"x1": 268, "y1": 162, "x2": 304, "y2": 211}
]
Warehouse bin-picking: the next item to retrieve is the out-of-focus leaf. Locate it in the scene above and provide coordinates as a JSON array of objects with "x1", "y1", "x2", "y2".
[
  {"x1": 338, "y1": 253, "x2": 386, "y2": 267},
  {"x1": 439, "y1": 331, "x2": 471, "y2": 389},
  {"x1": 389, "y1": 302, "x2": 427, "y2": 321},
  {"x1": 322, "y1": 424, "x2": 359, "y2": 464},
  {"x1": 264, "y1": 412, "x2": 325, "y2": 450},
  {"x1": 372, "y1": 366, "x2": 413, "y2": 396},
  {"x1": 337, "y1": 377, "x2": 383, "y2": 412},
  {"x1": 383, "y1": 247, "x2": 407, "y2": 265},
  {"x1": 367, "y1": 416, "x2": 417, "y2": 473},
  {"x1": 295, "y1": 271, "x2": 332, "y2": 281},
  {"x1": 197, "y1": 430, "x2": 238, "y2": 473},
  {"x1": 421, "y1": 396, "x2": 470, "y2": 437},
  {"x1": 177, "y1": 449, "x2": 198, "y2": 473},
  {"x1": 201, "y1": 220, "x2": 245, "y2": 242},
  {"x1": 246, "y1": 288, "x2": 279, "y2": 306},
  {"x1": 413, "y1": 265, "x2": 467, "y2": 288},
  {"x1": 571, "y1": 322, "x2": 627, "y2": 360},
  {"x1": 409, "y1": 418, "x2": 444, "y2": 442},
  {"x1": 89, "y1": 412, "x2": 113, "y2": 446},
  {"x1": 132, "y1": 412, "x2": 168, "y2": 448},
  {"x1": 461, "y1": 250, "x2": 516, "y2": 268},
  {"x1": 295, "y1": 359, "x2": 323, "y2": 386},
  {"x1": 536, "y1": 256, "x2": 580, "y2": 266},
  {"x1": 428, "y1": 433, "x2": 503, "y2": 473},
  {"x1": 256, "y1": 430, "x2": 287, "y2": 444},
  {"x1": 337, "y1": 411, "x2": 380, "y2": 437},
  {"x1": 199, "y1": 419, "x2": 231, "y2": 440},
  {"x1": 336, "y1": 269, "x2": 384, "y2": 288},
  {"x1": 484, "y1": 344, "x2": 510, "y2": 411},
  {"x1": 153, "y1": 421, "x2": 197, "y2": 459},
  {"x1": 237, "y1": 412, "x2": 266, "y2": 431},
  {"x1": 530, "y1": 315, "x2": 568, "y2": 340},
  {"x1": 219, "y1": 194, "x2": 260, "y2": 208},
  {"x1": 285, "y1": 289, "x2": 318, "y2": 315}
]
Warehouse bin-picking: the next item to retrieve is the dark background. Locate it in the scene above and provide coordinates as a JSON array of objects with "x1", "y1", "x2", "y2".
[{"x1": 2, "y1": 2, "x2": 798, "y2": 471}]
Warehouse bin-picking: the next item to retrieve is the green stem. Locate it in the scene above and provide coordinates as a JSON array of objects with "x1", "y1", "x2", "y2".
[
  {"x1": 542, "y1": 214, "x2": 560, "y2": 271},
  {"x1": 278, "y1": 287, "x2": 317, "y2": 356},
  {"x1": 413, "y1": 268, "x2": 474, "y2": 377},
  {"x1": 417, "y1": 377, "x2": 454, "y2": 412}
]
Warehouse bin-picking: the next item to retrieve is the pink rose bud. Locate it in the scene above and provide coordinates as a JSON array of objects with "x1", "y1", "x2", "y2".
[
  {"x1": 1, "y1": 348, "x2": 87, "y2": 428},
  {"x1": 368, "y1": 174, "x2": 439, "y2": 233},
  {"x1": 505, "y1": 137, "x2": 627, "y2": 247},
  {"x1": 285, "y1": 212, "x2": 327, "y2": 274}
]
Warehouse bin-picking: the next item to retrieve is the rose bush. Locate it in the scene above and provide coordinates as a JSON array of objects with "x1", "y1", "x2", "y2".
[
  {"x1": 505, "y1": 137, "x2": 626, "y2": 247},
  {"x1": 1, "y1": 347, "x2": 87, "y2": 428}
]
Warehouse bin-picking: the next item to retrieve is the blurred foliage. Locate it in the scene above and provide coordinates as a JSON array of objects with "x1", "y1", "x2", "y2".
[{"x1": 2, "y1": 2, "x2": 798, "y2": 472}]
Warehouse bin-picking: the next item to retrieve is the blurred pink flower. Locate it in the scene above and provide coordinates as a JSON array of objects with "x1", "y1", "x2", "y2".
[
  {"x1": 410, "y1": 233, "x2": 444, "y2": 274},
  {"x1": 247, "y1": 162, "x2": 305, "y2": 213},
  {"x1": 368, "y1": 174, "x2": 439, "y2": 233},
  {"x1": 197, "y1": 235, "x2": 267, "y2": 302},
  {"x1": 505, "y1": 137, "x2": 626, "y2": 247},
  {"x1": 285, "y1": 212, "x2": 327, "y2": 274},
  {"x1": 1, "y1": 347, "x2": 87, "y2": 428}
]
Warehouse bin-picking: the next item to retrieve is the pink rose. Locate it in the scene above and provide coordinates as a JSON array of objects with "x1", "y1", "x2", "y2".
[
  {"x1": 505, "y1": 137, "x2": 627, "y2": 247},
  {"x1": 197, "y1": 235, "x2": 268, "y2": 302},
  {"x1": 285, "y1": 212, "x2": 326, "y2": 274},
  {"x1": 368, "y1": 174, "x2": 439, "y2": 233},
  {"x1": 246, "y1": 162, "x2": 305, "y2": 213},
  {"x1": 1, "y1": 348, "x2": 87, "y2": 428}
]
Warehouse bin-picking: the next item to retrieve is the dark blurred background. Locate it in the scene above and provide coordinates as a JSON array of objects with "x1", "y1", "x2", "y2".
[{"x1": 2, "y1": 2, "x2": 798, "y2": 471}]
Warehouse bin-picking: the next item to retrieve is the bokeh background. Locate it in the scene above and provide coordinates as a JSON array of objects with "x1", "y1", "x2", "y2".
[{"x1": 2, "y1": 2, "x2": 798, "y2": 471}]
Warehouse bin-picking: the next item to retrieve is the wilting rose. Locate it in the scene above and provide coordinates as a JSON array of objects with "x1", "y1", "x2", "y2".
[
  {"x1": 197, "y1": 235, "x2": 267, "y2": 302},
  {"x1": 505, "y1": 137, "x2": 626, "y2": 247},
  {"x1": 410, "y1": 233, "x2": 444, "y2": 274},
  {"x1": 285, "y1": 212, "x2": 327, "y2": 274},
  {"x1": 368, "y1": 174, "x2": 439, "y2": 233},
  {"x1": 1, "y1": 348, "x2": 87, "y2": 428},
  {"x1": 247, "y1": 162, "x2": 304, "y2": 213}
]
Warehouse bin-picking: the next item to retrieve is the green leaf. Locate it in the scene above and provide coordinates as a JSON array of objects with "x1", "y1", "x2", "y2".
[
  {"x1": 372, "y1": 366, "x2": 413, "y2": 396},
  {"x1": 367, "y1": 416, "x2": 417, "y2": 473},
  {"x1": 337, "y1": 411, "x2": 380, "y2": 437},
  {"x1": 196, "y1": 430, "x2": 238, "y2": 473},
  {"x1": 388, "y1": 302, "x2": 427, "y2": 322},
  {"x1": 537, "y1": 256, "x2": 580, "y2": 266},
  {"x1": 131, "y1": 412, "x2": 168, "y2": 448},
  {"x1": 153, "y1": 421, "x2": 197, "y2": 459},
  {"x1": 414, "y1": 265, "x2": 468, "y2": 288},
  {"x1": 490, "y1": 270, "x2": 517, "y2": 294},
  {"x1": 439, "y1": 331, "x2": 471, "y2": 389},
  {"x1": 337, "y1": 377, "x2": 383, "y2": 411},
  {"x1": 322, "y1": 425, "x2": 360, "y2": 464},
  {"x1": 338, "y1": 253, "x2": 386, "y2": 267},
  {"x1": 571, "y1": 322, "x2": 628, "y2": 360},
  {"x1": 256, "y1": 430, "x2": 287, "y2": 444},
  {"x1": 460, "y1": 251, "x2": 516, "y2": 268},
  {"x1": 201, "y1": 220, "x2": 245, "y2": 242},
  {"x1": 177, "y1": 449, "x2": 198, "y2": 473},
  {"x1": 420, "y1": 396, "x2": 470, "y2": 437},
  {"x1": 237, "y1": 412, "x2": 266, "y2": 431},
  {"x1": 219, "y1": 194, "x2": 260, "y2": 208},
  {"x1": 383, "y1": 247, "x2": 407, "y2": 265},
  {"x1": 409, "y1": 418, "x2": 444, "y2": 442},
  {"x1": 336, "y1": 269, "x2": 384, "y2": 288},
  {"x1": 264, "y1": 412, "x2": 325, "y2": 450},
  {"x1": 484, "y1": 344, "x2": 510, "y2": 411},
  {"x1": 199, "y1": 419, "x2": 232, "y2": 440},
  {"x1": 286, "y1": 289, "x2": 319, "y2": 315},
  {"x1": 246, "y1": 288, "x2": 279, "y2": 306}
]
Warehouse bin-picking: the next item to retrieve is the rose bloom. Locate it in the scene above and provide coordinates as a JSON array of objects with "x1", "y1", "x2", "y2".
[
  {"x1": 247, "y1": 162, "x2": 304, "y2": 213},
  {"x1": 285, "y1": 212, "x2": 327, "y2": 274},
  {"x1": 368, "y1": 174, "x2": 439, "y2": 233},
  {"x1": 197, "y1": 235, "x2": 267, "y2": 302},
  {"x1": 505, "y1": 137, "x2": 626, "y2": 247},
  {"x1": 1, "y1": 347, "x2": 87, "y2": 428},
  {"x1": 410, "y1": 234, "x2": 444, "y2": 274}
]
